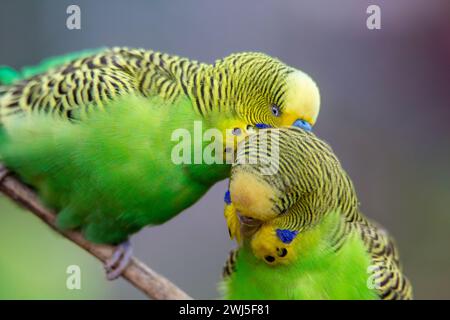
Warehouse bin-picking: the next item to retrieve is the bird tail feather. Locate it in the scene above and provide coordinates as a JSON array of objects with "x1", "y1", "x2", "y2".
[
  {"x1": 0, "y1": 66, "x2": 20, "y2": 86},
  {"x1": 0, "y1": 47, "x2": 107, "y2": 87}
]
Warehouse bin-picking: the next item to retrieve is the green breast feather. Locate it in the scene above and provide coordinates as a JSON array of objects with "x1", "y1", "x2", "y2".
[{"x1": 223, "y1": 212, "x2": 378, "y2": 300}]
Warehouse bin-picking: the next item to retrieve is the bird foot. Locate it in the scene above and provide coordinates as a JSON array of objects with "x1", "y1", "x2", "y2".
[{"x1": 104, "y1": 240, "x2": 133, "y2": 280}]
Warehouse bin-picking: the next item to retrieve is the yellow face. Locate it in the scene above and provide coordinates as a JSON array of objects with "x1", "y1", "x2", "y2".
[
  {"x1": 237, "y1": 68, "x2": 321, "y2": 131},
  {"x1": 229, "y1": 171, "x2": 279, "y2": 223},
  {"x1": 218, "y1": 62, "x2": 321, "y2": 157},
  {"x1": 225, "y1": 170, "x2": 280, "y2": 243},
  {"x1": 278, "y1": 70, "x2": 321, "y2": 128}
]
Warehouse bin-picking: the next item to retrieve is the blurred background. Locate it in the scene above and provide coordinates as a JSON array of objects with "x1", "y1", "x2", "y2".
[{"x1": 0, "y1": 0, "x2": 449, "y2": 299}]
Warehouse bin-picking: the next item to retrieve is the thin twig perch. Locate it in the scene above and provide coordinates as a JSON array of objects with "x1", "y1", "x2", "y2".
[{"x1": 0, "y1": 164, "x2": 192, "y2": 300}]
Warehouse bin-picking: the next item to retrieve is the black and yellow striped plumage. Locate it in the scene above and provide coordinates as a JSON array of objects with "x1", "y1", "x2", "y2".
[
  {"x1": 0, "y1": 48, "x2": 321, "y2": 280},
  {"x1": 0, "y1": 47, "x2": 320, "y2": 129},
  {"x1": 223, "y1": 127, "x2": 412, "y2": 300}
]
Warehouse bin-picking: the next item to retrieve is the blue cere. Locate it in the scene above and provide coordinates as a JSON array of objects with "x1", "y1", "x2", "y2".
[
  {"x1": 293, "y1": 119, "x2": 312, "y2": 131},
  {"x1": 276, "y1": 229, "x2": 299, "y2": 244}
]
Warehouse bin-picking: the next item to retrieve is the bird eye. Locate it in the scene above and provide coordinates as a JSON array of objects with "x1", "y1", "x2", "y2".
[{"x1": 271, "y1": 104, "x2": 281, "y2": 117}]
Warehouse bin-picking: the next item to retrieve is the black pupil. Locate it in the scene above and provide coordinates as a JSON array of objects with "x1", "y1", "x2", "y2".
[{"x1": 272, "y1": 105, "x2": 279, "y2": 116}]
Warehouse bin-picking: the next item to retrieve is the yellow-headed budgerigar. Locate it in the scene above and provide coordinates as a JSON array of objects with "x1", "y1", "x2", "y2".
[
  {"x1": 0, "y1": 47, "x2": 320, "y2": 279},
  {"x1": 222, "y1": 127, "x2": 412, "y2": 299}
]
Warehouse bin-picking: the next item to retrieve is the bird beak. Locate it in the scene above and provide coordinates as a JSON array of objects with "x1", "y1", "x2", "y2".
[
  {"x1": 292, "y1": 119, "x2": 312, "y2": 131},
  {"x1": 237, "y1": 213, "x2": 262, "y2": 238}
]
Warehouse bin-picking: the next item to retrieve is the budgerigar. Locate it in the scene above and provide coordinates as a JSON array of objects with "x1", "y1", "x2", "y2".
[
  {"x1": 222, "y1": 127, "x2": 412, "y2": 299},
  {"x1": 0, "y1": 47, "x2": 320, "y2": 279}
]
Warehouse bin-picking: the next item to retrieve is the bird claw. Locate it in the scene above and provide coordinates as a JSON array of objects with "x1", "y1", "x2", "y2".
[{"x1": 104, "y1": 240, "x2": 133, "y2": 280}]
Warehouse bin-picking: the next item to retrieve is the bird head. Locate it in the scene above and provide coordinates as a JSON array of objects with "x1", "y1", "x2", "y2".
[
  {"x1": 216, "y1": 52, "x2": 320, "y2": 131},
  {"x1": 228, "y1": 128, "x2": 354, "y2": 241}
]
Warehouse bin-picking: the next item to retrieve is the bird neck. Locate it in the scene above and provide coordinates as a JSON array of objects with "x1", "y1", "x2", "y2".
[
  {"x1": 179, "y1": 61, "x2": 239, "y2": 120},
  {"x1": 285, "y1": 171, "x2": 365, "y2": 233},
  {"x1": 329, "y1": 172, "x2": 364, "y2": 223}
]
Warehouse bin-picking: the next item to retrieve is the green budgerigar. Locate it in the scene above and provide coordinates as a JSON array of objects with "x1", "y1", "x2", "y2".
[
  {"x1": 0, "y1": 47, "x2": 320, "y2": 279},
  {"x1": 222, "y1": 127, "x2": 412, "y2": 299}
]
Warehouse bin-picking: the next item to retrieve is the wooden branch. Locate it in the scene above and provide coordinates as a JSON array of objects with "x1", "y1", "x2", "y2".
[{"x1": 0, "y1": 165, "x2": 192, "y2": 300}]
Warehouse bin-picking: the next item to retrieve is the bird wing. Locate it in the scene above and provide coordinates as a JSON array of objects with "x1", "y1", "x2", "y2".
[
  {"x1": 357, "y1": 220, "x2": 413, "y2": 300},
  {"x1": 222, "y1": 249, "x2": 239, "y2": 279},
  {"x1": 0, "y1": 48, "x2": 181, "y2": 123}
]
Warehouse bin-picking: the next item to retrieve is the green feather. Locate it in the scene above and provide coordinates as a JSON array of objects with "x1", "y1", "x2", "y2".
[
  {"x1": 0, "y1": 95, "x2": 230, "y2": 244},
  {"x1": 221, "y1": 128, "x2": 412, "y2": 299},
  {"x1": 0, "y1": 48, "x2": 106, "y2": 85},
  {"x1": 0, "y1": 66, "x2": 20, "y2": 85},
  {"x1": 222, "y1": 211, "x2": 378, "y2": 300}
]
